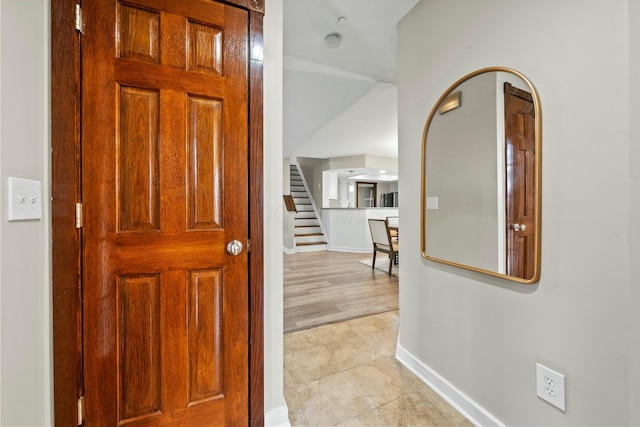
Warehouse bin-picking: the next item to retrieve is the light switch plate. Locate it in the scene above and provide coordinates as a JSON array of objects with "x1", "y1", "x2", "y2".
[
  {"x1": 8, "y1": 177, "x2": 42, "y2": 221},
  {"x1": 426, "y1": 196, "x2": 439, "y2": 210}
]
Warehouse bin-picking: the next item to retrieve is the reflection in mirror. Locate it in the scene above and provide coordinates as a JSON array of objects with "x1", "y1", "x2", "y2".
[
  {"x1": 421, "y1": 67, "x2": 541, "y2": 284},
  {"x1": 356, "y1": 182, "x2": 377, "y2": 207}
]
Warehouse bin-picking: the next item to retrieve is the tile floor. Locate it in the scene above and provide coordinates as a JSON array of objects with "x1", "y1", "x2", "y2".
[{"x1": 283, "y1": 311, "x2": 473, "y2": 426}]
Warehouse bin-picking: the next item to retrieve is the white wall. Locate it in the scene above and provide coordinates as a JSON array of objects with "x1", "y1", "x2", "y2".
[
  {"x1": 398, "y1": 1, "x2": 636, "y2": 425},
  {"x1": 627, "y1": 2, "x2": 640, "y2": 424},
  {"x1": 296, "y1": 156, "x2": 328, "y2": 215},
  {"x1": 282, "y1": 158, "x2": 295, "y2": 252},
  {"x1": 0, "y1": 0, "x2": 52, "y2": 425},
  {"x1": 263, "y1": 0, "x2": 290, "y2": 425},
  {"x1": 323, "y1": 207, "x2": 399, "y2": 253}
]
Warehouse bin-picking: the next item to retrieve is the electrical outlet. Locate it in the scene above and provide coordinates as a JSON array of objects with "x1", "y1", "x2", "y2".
[{"x1": 536, "y1": 363, "x2": 566, "y2": 412}]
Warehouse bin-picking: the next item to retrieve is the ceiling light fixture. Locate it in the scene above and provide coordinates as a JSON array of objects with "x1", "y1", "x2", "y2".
[{"x1": 324, "y1": 32, "x2": 343, "y2": 48}]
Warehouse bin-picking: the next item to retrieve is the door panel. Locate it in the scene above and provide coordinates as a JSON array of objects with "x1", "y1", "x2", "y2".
[
  {"x1": 505, "y1": 83, "x2": 536, "y2": 279},
  {"x1": 82, "y1": 1, "x2": 249, "y2": 425}
]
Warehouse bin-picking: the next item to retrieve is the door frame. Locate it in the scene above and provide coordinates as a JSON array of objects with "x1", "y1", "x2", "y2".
[{"x1": 51, "y1": 0, "x2": 265, "y2": 425}]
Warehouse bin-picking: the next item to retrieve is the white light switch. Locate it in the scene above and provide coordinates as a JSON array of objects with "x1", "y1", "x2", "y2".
[
  {"x1": 8, "y1": 177, "x2": 42, "y2": 221},
  {"x1": 426, "y1": 196, "x2": 439, "y2": 210}
]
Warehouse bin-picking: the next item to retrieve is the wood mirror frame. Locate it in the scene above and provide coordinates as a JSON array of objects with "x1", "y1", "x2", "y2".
[{"x1": 420, "y1": 67, "x2": 541, "y2": 284}]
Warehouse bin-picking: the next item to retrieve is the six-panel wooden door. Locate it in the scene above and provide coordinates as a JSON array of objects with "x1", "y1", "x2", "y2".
[
  {"x1": 81, "y1": 0, "x2": 250, "y2": 424},
  {"x1": 505, "y1": 82, "x2": 536, "y2": 280}
]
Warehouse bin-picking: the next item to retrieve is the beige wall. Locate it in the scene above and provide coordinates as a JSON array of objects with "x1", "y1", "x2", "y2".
[
  {"x1": 629, "y1": 4, "x2": 640, "y2": 423},
  {"x1": 398, "y1": 1, "x2": 637, "y2": 425},
  {"x1": 425, "y1": 72, "x2": 499, "y2": 272},
  {"x1": 0, "y1": 0, "x2": 52, "y2": 425}
]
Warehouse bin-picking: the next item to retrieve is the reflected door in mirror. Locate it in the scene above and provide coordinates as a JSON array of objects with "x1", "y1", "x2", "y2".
[
  {"x1": 357, "y1": 182, "x2": 377, "y2": 207},
  {"x1": 505, "y1": 83, "x2": 536, "y2": 279},
  {"x1": 421, "y1": 67, "x2": 541, "y2": 284}
]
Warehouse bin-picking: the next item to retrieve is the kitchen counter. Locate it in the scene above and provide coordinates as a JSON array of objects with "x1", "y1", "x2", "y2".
[{"x1": 322, "y1": 207, "x2": 399, "y2": 252}]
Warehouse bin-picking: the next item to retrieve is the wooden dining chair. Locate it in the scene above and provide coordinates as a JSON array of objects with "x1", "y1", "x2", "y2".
[
  {"x1": 386, "y1": 216, "x2": 399, "y2": 242},
  {"x1": 368, "y1": 218, "x2": 399, "y2": 275}
]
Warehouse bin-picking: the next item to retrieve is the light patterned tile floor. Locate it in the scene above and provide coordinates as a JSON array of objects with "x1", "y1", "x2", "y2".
[{"x1": 284, "y1": 311, "x2": 473, "y2": 426}]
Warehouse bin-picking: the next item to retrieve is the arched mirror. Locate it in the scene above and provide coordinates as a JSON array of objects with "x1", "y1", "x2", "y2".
[{"x1": 420, "y1": 67, "x2": 541, "y2": 284}]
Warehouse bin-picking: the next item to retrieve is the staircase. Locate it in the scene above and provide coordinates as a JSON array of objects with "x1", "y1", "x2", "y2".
[{"x1": 290, "y1": 165, "x2": 328, "y2": 252}]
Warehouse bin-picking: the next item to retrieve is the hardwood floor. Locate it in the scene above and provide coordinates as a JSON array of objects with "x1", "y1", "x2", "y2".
[{"x1": 284, "y1": 251, "x2": 399, "y2": 333}]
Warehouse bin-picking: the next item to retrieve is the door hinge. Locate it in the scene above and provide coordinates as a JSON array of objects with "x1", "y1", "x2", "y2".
[
  {"x1": 75, "y1": 4, "x2": 84, "y2": 34},
  {"x1": 77, "y1": 396, "x2": 85, "y2": 425},
  {"x1": 75, "y1": 203, "x2": 83, "y2": 228}
]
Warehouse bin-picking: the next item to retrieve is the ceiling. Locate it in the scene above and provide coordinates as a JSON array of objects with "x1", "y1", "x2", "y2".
[{"x1": 283, "y1": 0, "x2": 420, "y2": 160}]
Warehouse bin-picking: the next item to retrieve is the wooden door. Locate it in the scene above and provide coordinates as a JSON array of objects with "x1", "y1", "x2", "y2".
[
  {"x1": 504, "y1": 83, "x2": 536, "y2": 279},
  {"x1": 82, "y1": 1, "x2": 249, "y2": 424}
]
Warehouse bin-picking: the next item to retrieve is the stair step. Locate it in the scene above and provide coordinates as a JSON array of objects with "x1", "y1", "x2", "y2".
[
  {"x1": 288, "y1": 164, "x2": 328, "y2": 251},
  {"x1": 295, "y1": 218, "x2": 319, "y2": 226},
  {"x1": 296, "y1": 217, "x2": 317, "y2": 222},
  {"x1": 296, "y1": 241, "x2": 328, "y2": 246},
  {"x1": 296, "y1": 228, "x2": 322, "y2": 233},
  {"x1": 295, "y1": 244, "x2": 328, "y2": 253},
  {"x1": 296, "y1": 234, "x2": 326, "y2": 244}
]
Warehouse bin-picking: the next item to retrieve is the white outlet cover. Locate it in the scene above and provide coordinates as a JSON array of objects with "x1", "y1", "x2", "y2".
[
  {"x1": 8, "y1": 177, "x2": 42, "y2": 221},
  {"x1": 536, "y1": 362, "x2": 566, "y2": 412}
]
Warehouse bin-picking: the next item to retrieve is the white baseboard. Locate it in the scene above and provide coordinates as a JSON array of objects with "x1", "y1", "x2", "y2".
[
  {"x1": 327, "y1": 245, "x2": 370, "y2": 253},
  {"x1": 395, "y1": 343, "x2": 504, "y2": 427},
  {"x1": 283, "y1": 246, "x2": 295, "y2": 254},
  {"x1": 265, "y1": 404, "x2": 291, "y2": 427}
]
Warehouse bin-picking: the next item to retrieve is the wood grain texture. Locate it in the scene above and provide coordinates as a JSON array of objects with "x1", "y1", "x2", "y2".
[
  {"x1": 187, "y1": 21, "x2": 223, "y2": 75},
  {"x1": 118, "y1": 86, "x2": 160, "y2": 231},
  {"x1": 53, "y1": 1, "x2": 264, "y2": 425},
  {"x1": 117, "y1": 4, "x2": 160, "y2": 63},
  {"x1": 284, "y1": 251, "x2": 399, "y2": 333},
  {"x1": 187, "y1": 96, "x2": 223, "y2": 230},
  {"x1": 188, "y1": 269, "x2": 224, "y2": 403},
  {"x1": 51, "y1": 0, "x2": 82, "y2": 425},
  {"x1": 82, "y1": 1, "x2": 249, "y2": 425},
  {"x1": 119, "y1": 274, "x2": 161, "y2": 421},
  {"x1": 249, "y1": 10, "x2": 265, "y2": 426},
  {"x1": 505, "y1": 83, "x2": 536, "y2": 280}
]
